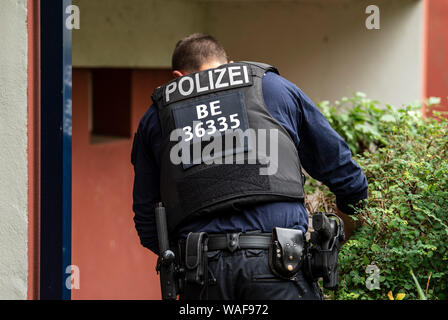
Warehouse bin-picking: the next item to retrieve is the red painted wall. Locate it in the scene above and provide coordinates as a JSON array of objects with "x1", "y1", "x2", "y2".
[
  {"x1": 72, "y1": 68, "x2": 172, "y2": 299},
  {"x1": 423, "y1": 0, "x2": 448, "y2": 115},
  {"x1": 27, "y1": 0, "x2": 40, "y2": 300}
]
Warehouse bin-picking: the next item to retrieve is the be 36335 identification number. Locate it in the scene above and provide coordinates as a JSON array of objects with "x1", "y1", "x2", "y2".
[{"x1": 181, "y1": 100, "x2": 242, "y2": 142}]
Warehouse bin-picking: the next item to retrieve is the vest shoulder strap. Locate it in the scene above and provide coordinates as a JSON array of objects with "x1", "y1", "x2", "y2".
[
  {"x1": 152, "y1": 86, "x2": 164, "y2": 105},
  {"x1": 239, "y1": 61, "x2": 280, "y2": 77}
]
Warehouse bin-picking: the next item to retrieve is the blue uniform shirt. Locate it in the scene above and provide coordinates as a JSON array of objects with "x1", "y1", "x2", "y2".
[{"x1": 131, "y1": 71, "x2": 368, "y2": 254}]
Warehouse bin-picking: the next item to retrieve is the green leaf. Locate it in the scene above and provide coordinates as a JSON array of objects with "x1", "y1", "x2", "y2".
[
  {"x1": 316, "y1": 93, "x2": 448, "y2": 300},
  {"x1": 380, "y1": 114, "x2": 396, "y2": 123},
  {"x1": 425, "y1": 97, "x2": 441, "y2": 107},
  {"x1": 410, "y1": 269, "x2": 427, "y2": 300}
]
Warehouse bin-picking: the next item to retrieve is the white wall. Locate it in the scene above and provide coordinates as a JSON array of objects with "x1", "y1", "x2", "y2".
[
  {"x1": 73, "y1": 0, "x2": 423, "y2": 107},
  {"x1": 73, "y1": 0, "x2": 422, "y2": 106},
  {"x1": 207, "y1": 0, "x2": 423, "y2": 107},
  {"x1": 0, "y1": 0, "x2": 28, "y2": 300},
  {"x1": 73, "y1": 0, "x2": 208, "y2": 67}
]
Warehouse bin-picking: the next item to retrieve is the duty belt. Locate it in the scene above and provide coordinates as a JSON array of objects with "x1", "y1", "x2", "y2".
[
  {"x1": 176, "y1": 230, "x2": 308, "y2": 297},
  {"x1": 207, "y1": 233, "x2": 272, "y2": 252},
  {"x1": 177, "y1": 232, "x2": 272, "y2": 255},
  {"x1": 176, "y1": 232, "x2": 272, "y2": 288}
]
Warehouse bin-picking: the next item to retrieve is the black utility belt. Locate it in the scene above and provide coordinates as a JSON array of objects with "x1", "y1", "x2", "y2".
[
  {"x1": 157, "y1": 213, "x2": 344, "y2": 299},
  {"x1": 178, "y1": 228, "x2": 306, "y2": 284},
  {"x1": 207, "y1": 232, "x2": 272, "y2": 252}
]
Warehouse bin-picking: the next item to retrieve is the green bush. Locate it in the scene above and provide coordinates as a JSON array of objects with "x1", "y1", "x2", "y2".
[{"x1": 312, "y1": 94, "x2": 448, "y2": 300}]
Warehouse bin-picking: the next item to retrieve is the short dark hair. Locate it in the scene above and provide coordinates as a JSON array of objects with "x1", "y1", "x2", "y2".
[{"x1": 171, "y1": 33, "x2": 228, "y2": 72}]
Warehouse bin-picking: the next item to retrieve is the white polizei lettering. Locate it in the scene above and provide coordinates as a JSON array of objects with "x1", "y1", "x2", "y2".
[
  {"x1": 178, "y1": 76, "x2": 194, "y2": 96},
  {"x1": 196, "y1": 104, "x2": 208, "y2": 119},
  {"x1": 195, "y1": 73, "x2": 209, "y2": 93},
  {"x1": 214, "y1": 68, "x2": 229, "y2": 88},
  {"x1": 166, "y1": 65, "x2": 251, "y2": 102},
  {"x1": 208, "y1": 70, "x2": 215, "y2": 90},
  {"x1": 228, "y1": 66, "x2": 243, "y2": 85},
  {"x1": 165, "y1": 82, "x2": 177, "y2": 102},
  {"x1": 243, "y1": 66, "x2": 250, "y2": 83}
]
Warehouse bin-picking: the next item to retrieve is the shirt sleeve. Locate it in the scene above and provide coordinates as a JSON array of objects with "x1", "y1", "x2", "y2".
[
  {"x1": 262, "y1": 72, "x2": 368, "y2": 214},
  {"x1": 131, "y1": 106, "x2": 162, "y2": 254}
]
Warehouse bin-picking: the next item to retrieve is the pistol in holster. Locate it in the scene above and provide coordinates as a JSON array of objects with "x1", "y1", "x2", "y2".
[{"x1": 304, "y1": 212, "x2": 345, "y2": 291}]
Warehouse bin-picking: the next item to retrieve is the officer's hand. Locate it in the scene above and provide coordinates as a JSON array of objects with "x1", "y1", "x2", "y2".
[{"x1": 335, "y1": 208, "x2": 362, "y2": 241}]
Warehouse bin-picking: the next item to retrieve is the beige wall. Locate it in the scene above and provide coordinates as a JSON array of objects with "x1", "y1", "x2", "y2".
[
  {"x1": 73, "y1": 0, "x2": 423, "y2": 106},
  {"x1": 73, "y1": 0, "x2": 208, "y2": 68},
  {"x1": 208, "y1": 0, "x2": 423, "y2": 107},
  {"x1": 0, "y1": 0, "x2": 28, "y2": 300}
]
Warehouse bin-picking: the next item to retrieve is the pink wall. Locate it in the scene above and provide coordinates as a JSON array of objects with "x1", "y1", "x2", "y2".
[
  {"x1": 72, "y1": 68, "x2": 172, "y2": 299},
  {"x1": 27, "y1": 0, "x2": 40, "y2": 300},
  {"x1": 423, "y1": 0, "x2": 448, "y2": 115}
]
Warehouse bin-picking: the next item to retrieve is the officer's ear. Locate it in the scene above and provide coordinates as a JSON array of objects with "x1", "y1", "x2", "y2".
[{"x1": 172, "y1": 70, "x2": 185, "y2": 78}]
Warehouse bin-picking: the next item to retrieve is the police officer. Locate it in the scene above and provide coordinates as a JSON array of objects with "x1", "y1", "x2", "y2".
[{"x1": 131, "y1": 33, "x2": 368, "y2": 300}]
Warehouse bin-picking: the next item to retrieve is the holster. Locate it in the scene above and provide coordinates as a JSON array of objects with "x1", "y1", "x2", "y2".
[
  {"x1": 184, "y1": 232, "x2": 209, "y2": 285},
  {"x1": 304, "y1": 239, "x2": 340, "y2": 289},
  {"x1": 268, "y1": 227, "x2": 304, "y2": 279},
  {"x1": 303, "y1": 213, "x2": 345, "y2": 290}
]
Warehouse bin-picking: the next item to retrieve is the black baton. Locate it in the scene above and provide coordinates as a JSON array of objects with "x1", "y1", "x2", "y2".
[{"x1": 155, "y1": 202, "x2": 177, "y2": 300}]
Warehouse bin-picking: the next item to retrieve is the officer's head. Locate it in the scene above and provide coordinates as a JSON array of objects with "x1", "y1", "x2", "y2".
[{"x1": 172, "y1": 33, "x2": 229, "y2": 78}]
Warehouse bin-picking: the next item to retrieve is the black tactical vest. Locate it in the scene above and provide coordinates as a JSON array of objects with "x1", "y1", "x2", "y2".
[{"x1": 152, "y1": 61, "x2": 305, "y2": 232}]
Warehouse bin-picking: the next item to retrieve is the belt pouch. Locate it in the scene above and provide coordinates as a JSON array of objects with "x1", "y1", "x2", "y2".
[
  {"x1": 185, "y1": 232, "x2": 208, "y2": 285},
  {"x1": 269, "y1": 227, "x2": 304, "y2": 279}
]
